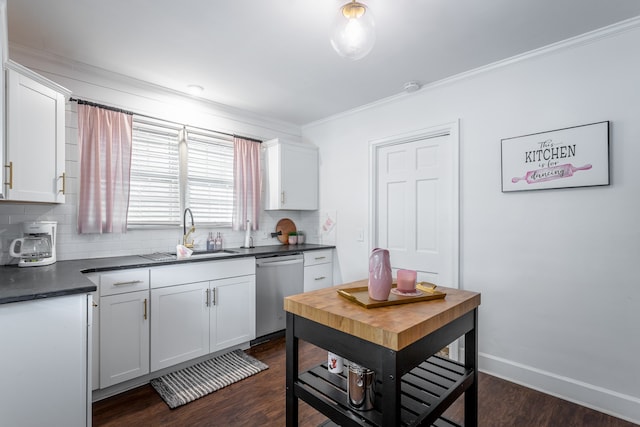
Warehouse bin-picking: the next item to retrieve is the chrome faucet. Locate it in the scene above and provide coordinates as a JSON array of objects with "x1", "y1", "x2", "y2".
[{"x1": 183, "y1": 208, "x2": 195, "y2": 248}]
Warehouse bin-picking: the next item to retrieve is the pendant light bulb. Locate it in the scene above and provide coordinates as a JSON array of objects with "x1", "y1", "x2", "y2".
[{"x1": 330, "y1": 0, "x2": 375, "y2": 61}]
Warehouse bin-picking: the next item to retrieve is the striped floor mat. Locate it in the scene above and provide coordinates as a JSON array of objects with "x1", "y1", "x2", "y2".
[{"x1": 150, "y1": 349, "x2": 268, "y2": 409}]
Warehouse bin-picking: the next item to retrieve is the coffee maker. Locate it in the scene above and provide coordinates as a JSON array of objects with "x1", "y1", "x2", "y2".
[{"x1": 9, "y1": 221, "x2": 57, "y2": 267}]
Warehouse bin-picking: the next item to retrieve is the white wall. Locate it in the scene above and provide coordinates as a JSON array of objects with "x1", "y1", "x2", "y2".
[
  {"x1": 0, "y1": 46, "x2": 318, "y2": 263},
  {"x1": 302, "y1": 22, "x2": 640, "y2": 423}
]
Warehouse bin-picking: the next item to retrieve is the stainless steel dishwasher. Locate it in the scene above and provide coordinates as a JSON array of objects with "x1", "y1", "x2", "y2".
[{"x1": 255, "y1": 253, "x2": 304, "y2": 340}]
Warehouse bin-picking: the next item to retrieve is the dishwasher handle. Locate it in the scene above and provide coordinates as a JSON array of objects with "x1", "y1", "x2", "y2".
[{"x1": 256, "y1": 257, "x2": 304, "y2": 267}]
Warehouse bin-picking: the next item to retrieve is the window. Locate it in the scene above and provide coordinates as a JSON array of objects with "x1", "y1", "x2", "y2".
[
  {"x1": 128, "y1": 117, "x2": 234, "y2": 227},
  {"x1": 185, "y1": 128, "x2": 234, "y2": 225}
]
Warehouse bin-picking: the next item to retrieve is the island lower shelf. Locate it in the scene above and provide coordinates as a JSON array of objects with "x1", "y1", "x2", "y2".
[{"x1": 296, "y1": 355, "x2": 473, "y2": 427}]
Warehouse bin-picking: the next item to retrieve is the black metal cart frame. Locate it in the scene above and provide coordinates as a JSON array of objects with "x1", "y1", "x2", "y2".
[{"x1": 286, "y1": 308, "x2": 478, "y2": 426}]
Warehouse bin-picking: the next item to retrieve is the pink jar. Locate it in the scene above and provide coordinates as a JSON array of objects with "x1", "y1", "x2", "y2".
[{"x1": 397, "y1": 269, "x2": 417, "y2": 292}]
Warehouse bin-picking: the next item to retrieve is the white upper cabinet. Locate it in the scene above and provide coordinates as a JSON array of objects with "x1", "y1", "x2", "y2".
[
  {"x1": 0, "y1": 0, "x2": 6, "y2": 200},
  {"x1": 263, "y1": 138, "x2": 318, "y2": 210},
  {"x1": 4, "y1": 61, "x2": 70, "y2": 203}
]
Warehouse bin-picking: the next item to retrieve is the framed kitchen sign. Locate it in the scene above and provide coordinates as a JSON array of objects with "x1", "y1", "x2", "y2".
[{"x1": 501, "y1": 121, "x2": 609, "y2": 192}]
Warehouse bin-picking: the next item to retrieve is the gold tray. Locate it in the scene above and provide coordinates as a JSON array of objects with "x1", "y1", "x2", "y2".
[{"x1": 337, "y1": 282, "x2": 446, "y2": 308}]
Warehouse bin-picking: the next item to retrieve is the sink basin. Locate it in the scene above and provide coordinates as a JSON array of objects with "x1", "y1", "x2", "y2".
[
  {"x1": 140, "y1": 249, "x2": 238, "y2": 262},
  {"x1": 186, "y1": 249, "x2": 238, "y2": 258}
]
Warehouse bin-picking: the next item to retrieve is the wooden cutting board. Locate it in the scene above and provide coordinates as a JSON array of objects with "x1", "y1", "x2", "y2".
[{"x1": 275, "y1": 218, "x2": 296, "y2": 244}]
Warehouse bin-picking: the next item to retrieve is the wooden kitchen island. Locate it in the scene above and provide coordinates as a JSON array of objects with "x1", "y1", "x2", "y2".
[{"x1": 284, "y1": 280, "x2": 481, "y2": 427}]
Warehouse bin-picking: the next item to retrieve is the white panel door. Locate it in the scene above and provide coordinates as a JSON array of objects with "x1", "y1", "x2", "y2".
[
  {"x1": 100, "y1": 290, "x2": 149, "y2": 388},
  {"x1": 374, "y1": 126, "x2": 458, "y2": 287},
  {"x1": 5, "y1": 67, "x2": 66, "y2": 203},
  {"x1": 0, "y1": 295, "x2": 88, "y2": 427},
  {"x1": 210, "y1": 275, "x2": 256, "y2": 352},
  {"x1": 150, "y1": 282, "x2": 209, "y2": 371}
]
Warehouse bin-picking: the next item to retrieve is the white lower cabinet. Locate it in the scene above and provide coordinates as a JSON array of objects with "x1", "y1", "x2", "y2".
[
  {"x1": 304, "y1": 249, "x2": 334, "y2": 292},
  {"x1": 0, "y1": 294, "x2": 90, "y2": 426},
  {"x1": 94, "y1": 267, "x2": 150, "y2": 389},
  {"x1": 150, "y1": 257, "x2": 256, "y2": 372},
  {"x1": 89, "y1": 257, "x2": 258, "y2": 388},
  {"x1": 100, "y1": 290, "x2": 150, "y2": 388},
  {"x1": 210, "y1": 275, "x2": 256, "y2": 352},
  {"x1": 150, "y1": 281, "x2": 210, "y2": 371}
]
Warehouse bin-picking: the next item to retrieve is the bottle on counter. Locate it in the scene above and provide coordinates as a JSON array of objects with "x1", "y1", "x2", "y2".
[
  {"x1": 215, "y1": 232, "x2": 223, "y2": 251},
  {"x1": 207, "y1": 232, "x2": 215, "y2": 251}
]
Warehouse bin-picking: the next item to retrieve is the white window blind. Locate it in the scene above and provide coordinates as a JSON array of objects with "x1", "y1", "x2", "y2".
[
  {"x1": 128, "y1": 117, "x2": 235, "y2": 227},
  {"x1": 186, "y1": 128, "x2": 234, "y2": 226},
  {"x1": 128, "y1": 118, "x2": 181, "y2": 225}
]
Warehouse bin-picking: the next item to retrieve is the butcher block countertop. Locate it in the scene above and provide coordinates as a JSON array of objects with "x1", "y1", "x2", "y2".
[{"x1": 284, "y1": 279, "x2": 481, "y2": 351}]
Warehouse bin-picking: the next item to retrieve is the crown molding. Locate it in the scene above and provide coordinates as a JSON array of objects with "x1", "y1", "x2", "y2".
[
  {"x1": 8, "y1": 42, "x2": 302, "y2": 139},
  {"x1": 303, "y1": 15, "x2": 640, "y2": 130}
]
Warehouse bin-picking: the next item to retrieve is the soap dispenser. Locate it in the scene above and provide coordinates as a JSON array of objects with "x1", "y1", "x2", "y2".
[{"x1": 207, "y1": 232, "x2": 215, "y2": 251}]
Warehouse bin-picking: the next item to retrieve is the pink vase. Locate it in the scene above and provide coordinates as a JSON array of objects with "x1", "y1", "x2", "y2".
[{"x1": 368, "y1": 248, "x2": 392, "y2": 300}]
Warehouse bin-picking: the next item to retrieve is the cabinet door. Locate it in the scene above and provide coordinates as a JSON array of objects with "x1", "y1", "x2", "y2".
[
  {"x1": 280, "y1": 143, "x2": 318, "y2": 210},
  {"x1": 304, "y1": 263, "x2": 333, "y2": 292},
  {"x1": 5, "y1": 68, "x2": 66, "y2": 203},
  {"x1": 0, "y1": 295, "x2": 88, "y2": 427},
  {"x1": 210, "y1": 275, "x2": 256, "y2": 352},
  {"x1": 100, "y1": 290, "x2": 149, "y2": 388},
  {"x1": 151, "y1": 282, "x2": 209, "y2": 371},
  {"x1": 264, "y1": 140, "x2": 319, "y2": 210},
  {"x1": 91, "y1": 291, "x2": 100, "y2": 391}
]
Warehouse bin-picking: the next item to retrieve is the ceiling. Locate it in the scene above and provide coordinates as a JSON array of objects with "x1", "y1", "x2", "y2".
[{"x1": 7, "y1": 1, "x2": 640, "y2": 126}]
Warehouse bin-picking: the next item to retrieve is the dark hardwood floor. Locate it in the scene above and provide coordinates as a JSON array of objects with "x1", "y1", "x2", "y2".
[{"x1": 93, "y1": 338, "x2": 637, "y2": 427}]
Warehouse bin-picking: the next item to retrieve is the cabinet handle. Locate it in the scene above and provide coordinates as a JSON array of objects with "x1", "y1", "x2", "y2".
[
  {"x1": 211, "y1": 288, "x2": 217, "y2": 306},
  {"x1": 58, "y1": 172, "x2": 66, "y2": 194},
  {"x1": 314, "y1": 256, "x2": 327, "y2": 261},
  {"x1": 281, "y1": 191, "x2": 285, "y2": 205},
  {"x1": 143, "y1": 298, "x2": 148, "y2": 320},
  {"x1": 4, "y1": 162, "x2": 13, "y2": 189},
  {"x1": 205, "y1": 289, "x2": 210, "y2": 307},
  {"x1": 112, "y1": 280, "x2": 144, "y2": 286},
  {"x1": 314, "y1": 276, "x2": 326, "y2": 281}
]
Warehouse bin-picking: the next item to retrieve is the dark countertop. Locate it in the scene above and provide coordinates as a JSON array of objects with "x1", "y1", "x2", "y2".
[{"x1": 0, "y1": 244, "x2": 334, "y2": 305}]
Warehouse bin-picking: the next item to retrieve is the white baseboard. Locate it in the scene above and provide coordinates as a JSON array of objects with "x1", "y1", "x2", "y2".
[{"x1": 479, "y1": 352, "x2": 640, "y2": 425}]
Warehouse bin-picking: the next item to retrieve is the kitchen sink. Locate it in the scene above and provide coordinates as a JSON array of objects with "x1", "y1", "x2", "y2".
[
  {"x1": 140, "y1": 249, "x2": 238, "y2": 262},
  {"x1": 186, "y1": 249, "x2": 238, "y2": 258}
]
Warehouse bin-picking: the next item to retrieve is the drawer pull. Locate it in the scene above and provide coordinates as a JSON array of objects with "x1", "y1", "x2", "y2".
[
  {"x1": 314, "y1": 256, "x2": 326, "y2": 261},
  {"x1": 58, "y1": 172, "x2": 66, "y2": 194},
  {"x1": 143, "y1": 298, "x2": 148, "y2": 320},
  {"x1": 112, "y1": 280, "x2": 144, "y2": 286},
  {"x1": 314, "y1": 276, "x2": 326, "y2": 281}
]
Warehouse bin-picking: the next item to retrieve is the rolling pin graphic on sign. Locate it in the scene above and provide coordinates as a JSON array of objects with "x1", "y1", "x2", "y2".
[{"x1": 512, "y1": 163, "x2": 592, "y2": 184}]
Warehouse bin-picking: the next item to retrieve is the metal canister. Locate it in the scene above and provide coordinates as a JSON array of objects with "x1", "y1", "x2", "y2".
[{"x1": 347, "y1": 363, "x2": 375, "y2": 411}]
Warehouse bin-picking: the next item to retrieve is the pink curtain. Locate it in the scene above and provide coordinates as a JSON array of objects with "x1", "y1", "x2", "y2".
[
  {"x1": 232, "y1": 137, "x2": 261, "y2": 231},
  {"x1": 77, "y1": 104, "x2": 133, "y2": 234}
]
